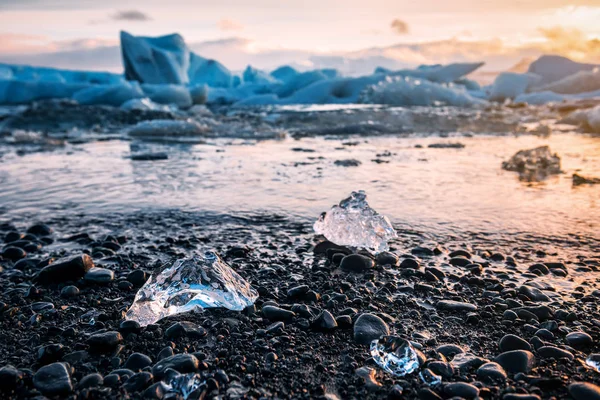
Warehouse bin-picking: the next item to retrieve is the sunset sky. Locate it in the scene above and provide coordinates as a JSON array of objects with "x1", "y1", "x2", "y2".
[{"x1": 0, "y1": 0, "x2": 599, "y2": 72}]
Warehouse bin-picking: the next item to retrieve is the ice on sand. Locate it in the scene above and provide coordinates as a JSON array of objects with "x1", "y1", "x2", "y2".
[
  {"x1": 125, "y1": 251, "x2": 258, "y2": 326},
  {"x1": 370, "y1": 336, "x2": 420, "y2": 377},
  {"x1": 314, "y1": 190, "x2": 397, "y2": 253}
]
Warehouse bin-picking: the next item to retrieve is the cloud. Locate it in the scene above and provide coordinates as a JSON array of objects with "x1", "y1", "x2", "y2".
[
  {"x1": 390, "y1": 19, "x2": 409, "y2": 35},
  {"x1": 538, "y1": 25, "x2": 600, "y2": 61},
  {"x1": 111, "y1": 10, "x2": 151, "y2": 22},
  {"x1": 218, "y1": 18, "x2": 244, "y2": 32}
]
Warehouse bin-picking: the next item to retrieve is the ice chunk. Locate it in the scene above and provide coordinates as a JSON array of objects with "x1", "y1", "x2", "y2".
[
  {"x1": 528, "y1": 55, "x2": 599, "y2": 86},
  {"x1": 502, "y1": 146, "x2": 561, "y2": 181},
  {"x1": 125, "y1": 251, "x2": 258, "y2": 326},
  {"x1": 280, "y1": 75, "x2": 385, "y2": 104},
  {"x1": 314, "y1": 190, "x2": 397, "y2": 253},
  {"x1": 163, "y1": 371, "x2": 204, "y2": 399},
  {"x1": 489, "y1": 72, "x2": 541, "y2": 102},
  {"x1": 419, "y1": 368, "x2": 442, "y2": 387},
  {"x1": 370, "y1": 336, "x2": 419, "y2": 377},
  {"x1": 361, "y1": 76, "x2": 485, "y2": 107},
  {"x1": 121, "y1": 31, "x2": 190, "y2": 85},
  {"x1": 276, "y1": 70, "x2": 330, "y2": 98},
  {"x1": 128, "y1": 119, "x2": 209, "y2": 138},
  {"x1": 120, "y1": 98, "x2": 173, "y2": 112},
  {"x1": 73, "y1": 81, "x2": 144, "y2": 107},
  {"x1": 514, "y1": 91, "x2": 565, "y2": 105},
  {"x1": 586, "y1": 354, "x2": 600, "y2": 373},
  {"x1": 585, "y1": 105, "x2": 600, "y2": 133},
  {"x1": 0, "y1": 65, "x2": 14, "y2": 80},
  {"x1": 386, "y1": 62, "x2": 484, "y2": 83},
  {"x1": 188, "y1": 53, "x2": 234, "y2": 88},
  {"x1": 189, "y1": 84, "x2": 209, "y2": 105}
]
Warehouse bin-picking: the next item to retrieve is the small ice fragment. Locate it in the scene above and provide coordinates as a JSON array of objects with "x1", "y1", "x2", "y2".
[
  {"x1": 587, "y1": 354, "x2": 600, "y2": 372},
  {"x1": 314, "y1": 190, "x2": 397, "y2": 253},
  {"x1": 163, "y1": 371, "x2": 204, "y2": 399},
  {"x1": 125, "y1": 251, "x2": 258, "y2": 326},
  {"x1": 451, "y1": 352, "x2": 485, "y2": 371},
  {"x1": 370, "y1": 335, "x2": 419, "y2": 377},
  {"x1": 419, "y1": 368, "x2": 442, "y2": 387},
  {"x1": 502, "y1": 146, "x2": 561, "y2": 181}
]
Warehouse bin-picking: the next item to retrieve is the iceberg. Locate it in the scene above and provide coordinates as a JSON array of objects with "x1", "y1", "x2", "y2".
[
  {"x1": 527, "y1": 55, "x2": 599, "y2": 86},
  {"x1": 280, "y1": 75, "x2": 385, "y2": 104},
  {"x1": 489, "y1": 72, "x2": 541, "y2": 102},
  {"x1": 121, "y1": 31, "x2": 190, "y2": 85},
  {"x1": 0, "y1": 80, "x2": 90, "y2": 104},
  {"x1": 188, "y1": 53, "x2": 234, "y2": 88},
  {"x1": 125, "y1": 251, "x2": 258, "y2": 326},
  {"x1": 370, "y1": 336, "x2": 420, "y2": 377},
  {"x1": 270, "y1": 65, "x2": 299, "y2": 82},
  {"x1": 389, "y1": 62, "x2": 484, "y2": 83},
  {"x1": 141, "y1": 84, "x2": 192, "y2": 108},
  {"x1": 243, "y1": 65, "x2": 279, "y2": 85},
  {"x1": 189, "y1": 84, "x2": 208, "y2": 105},
  {"x1": 276, "y1": 70, "x2": 330, "y2": 98},
  {"x1": 514, "y1": 91, "x2": 565, "y2": 105},
  {"x1": 361, "y1": 76, "x2": 486, "y2": 107},
  {"x1": 314, "y1": 190, "x2": 397, "y2": 253},
  {"x1": 73, "y1": 81, "x2": 144, "y2": 107}
]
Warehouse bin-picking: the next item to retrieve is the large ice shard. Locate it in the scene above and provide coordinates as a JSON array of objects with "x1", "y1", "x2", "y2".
[
  {"x1": 314, "y1": 190, "x2": 397, "y2": 253},
  {"x1": 370, "y1": 336, "x2": 419, "y2": 377},
  {"x1": 125, "y1": 251, "x2": 258, "y2": 326},
  {"x1": 502, "y1": 146, "x2": 561, "y2": 181}
]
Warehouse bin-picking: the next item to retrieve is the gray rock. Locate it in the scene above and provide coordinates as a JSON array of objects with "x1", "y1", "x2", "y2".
[
  {"x1": 33, "y1": 362, "x2": 72, "y2": 395},
  {"x1": 353, "y1": 313, "x2": 389, "y2": 345}
]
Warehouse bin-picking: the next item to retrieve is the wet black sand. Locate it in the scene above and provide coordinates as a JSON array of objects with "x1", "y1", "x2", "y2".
[{"x1": 1, "y1": 210, "x2": 599, "y2": 399}]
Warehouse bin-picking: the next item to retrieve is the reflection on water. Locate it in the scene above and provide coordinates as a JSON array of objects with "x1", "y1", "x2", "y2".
[{"x1": 0, "y1": 133, "x2": 599, "y2": 240}]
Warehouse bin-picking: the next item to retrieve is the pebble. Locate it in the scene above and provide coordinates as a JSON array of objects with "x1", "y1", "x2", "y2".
[
  {"x1": 262, "y1": 305, "x2": 295, "y2": 321},
  {"x1": 36, "y1": 254, "x2": 94, "y2": 284},
  {"x1": 494, "y1": 350, "x2": 535, "y2": 373},
  {"x1": 449, "y1": 257, "x2": 470, "y2": 267},
  {"x1": 1, "y1": 246, "x2": 26, "y2": 261},
  {"x1": 87, "y1": 331, "x2": 123, "y2": 352},
  {"x1": 566, "y1": 331, "x2": 593, "y2": 348},
  {"x1": 502, "y1": 394, "x2": 541, "y2": 400},
  {"x1": 353, "y1": 313, "x2": 390, "y2": 345},
  {"x1": 340, "y1": 254, "x2": 374, "y2": 272},
  {"x1": 127, "y1": 269, "x2": 148, "y2": 286},
  {"x1": 124, "y1": 353, "x2": 153, "y2": 371},
  {"x1": 568, "y1": 382, "x2": 600, "y2": 400},
  {"x1": 33, "y1": 362, "x2": 72, "y2": 395},
  {"x1": 60, "y1": 285, "x2": 80, "y2": 297},
  {"x1": 37, "y1": 343, "x2": 65, "y2": 365},
  {"x1": 152, "y1": 354, "x2": 199, "y2": 379},
  {"x1": 84, "y1": 267, "x2": 115, "y2": 283},
  {"x1": 444, "y1": 382, "x2": 479, "y2": 398},
  {"x1": 436, "y1": 300, "x2": 477, "y2": 312},
  {"x1": 477, "y1": 362, "x2": 507, "y2": 382},
  {"x1": 0, "y1": 365, "x2": 23, "y2": 392},
  {"x1": 436, "y1": 344, "x2": 464, "y2": 358},
  {"x1": 123, "y1": 371, "x2": 153, "y2": 392},
  {"x1": 537, "y1": 346, "x2": 574, "y2": 360},
  {"x1": 287, "y1": 285, "x2": 309, "y2": 298},
  {"x1": 400, "y1": 258, "x2": 420, "y2": 269},
  {"x1": 165, "y1": 321, "x2": 208, "y2": 338},
  {"x1": 499, "y1": 334, "x2": 531, "y2": 352},
  {"x1": 119, "y1": 320, "x2": 141, "y2": 335},
  {"x1": 376, "y1": 252, "x2": 398, "y2": 266},
  {"x1": 78, "y1": 373, "x2": 103, "y2": 389},
  {"x1": 27, "y1": 223, "x2": 52, "y2": 236},
  {"x1": 518, "y1": 285, "x2": 550, "y2": 302},
  {"x1": 311, "y1": 310, "x2": 338, "y2": 331}
]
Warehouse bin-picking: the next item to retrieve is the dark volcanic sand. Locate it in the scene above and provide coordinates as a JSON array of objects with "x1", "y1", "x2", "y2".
[{"x1": 0, "y1": 210, "x2": 599, "y2": 399}]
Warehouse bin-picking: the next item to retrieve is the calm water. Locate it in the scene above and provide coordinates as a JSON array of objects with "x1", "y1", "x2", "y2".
[{"x1": 0, "y1": 132, "x2": 599, "y2": 240}]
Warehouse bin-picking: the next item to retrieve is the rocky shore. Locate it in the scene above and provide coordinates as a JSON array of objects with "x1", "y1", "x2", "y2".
[{"x1": 0, "y1": 210, "x2": 599, "y2": 399}]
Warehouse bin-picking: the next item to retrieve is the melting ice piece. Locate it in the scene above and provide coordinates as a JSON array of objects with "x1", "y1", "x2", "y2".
[
  {"x1": 163, "y1": 371, "x2": 204, "y2": 399},
  {"x1": 419, "y1": 368, "x2": 442, "y2": 387},
  {"x1": 501, "y1": 146, "x2": 561, "y2": 182},
  {"x1": 125, "y1": 251, "x2": 258, "y2": 326},
  {"x1": 314, "y1": 190, "x2": 397, "y2": 253},
  {"x1": 370, "y1": 335, "x2": 419, "y2": 377},
  {"x1": 587, "y1": 354, "x2": 600, "y2": 373}
]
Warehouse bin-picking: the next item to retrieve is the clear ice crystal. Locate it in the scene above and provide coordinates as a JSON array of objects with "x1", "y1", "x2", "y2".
[
  {"x1": 419, "y1": 368, "x2": 442, "y2": 387},
  {"x1": 125, "y1": 251, "x2": 258, "y2": 326},
  {"x1": 164, "y1": 372, "x2": 204, "y2": 399},
  {"x1": 370, "y1": 335, "x2": 419, "y2": 377},
  {"x1": 587, "y1": 354, "x2": 600, "y2": 373},
  {"x1": 314, "y1": 190, "x2": 397, "y2": 253}
]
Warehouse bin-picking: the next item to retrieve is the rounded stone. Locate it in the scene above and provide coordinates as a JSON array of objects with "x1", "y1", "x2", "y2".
[
  {"x1": 494, "y1": 350, "x2": 535, "y2": 373},
  {"x1": 33, "y1": 362, "x2": 72, "y2": 396},
  {"x1": 566, "y1": 331, "x2": 593, "y2": 348},
  {"x1": 499, "y1": 334, "x2": 531, "y2": 352},
  {"x1": 568, "y1": 382, "x2": 600, "y2": 400},
  {"x1": 340, "y1": 254, "x2": 374, "y2": 272},
  {"x1": 353, "y1": 313, "x2": 390, "y2": 345}
]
